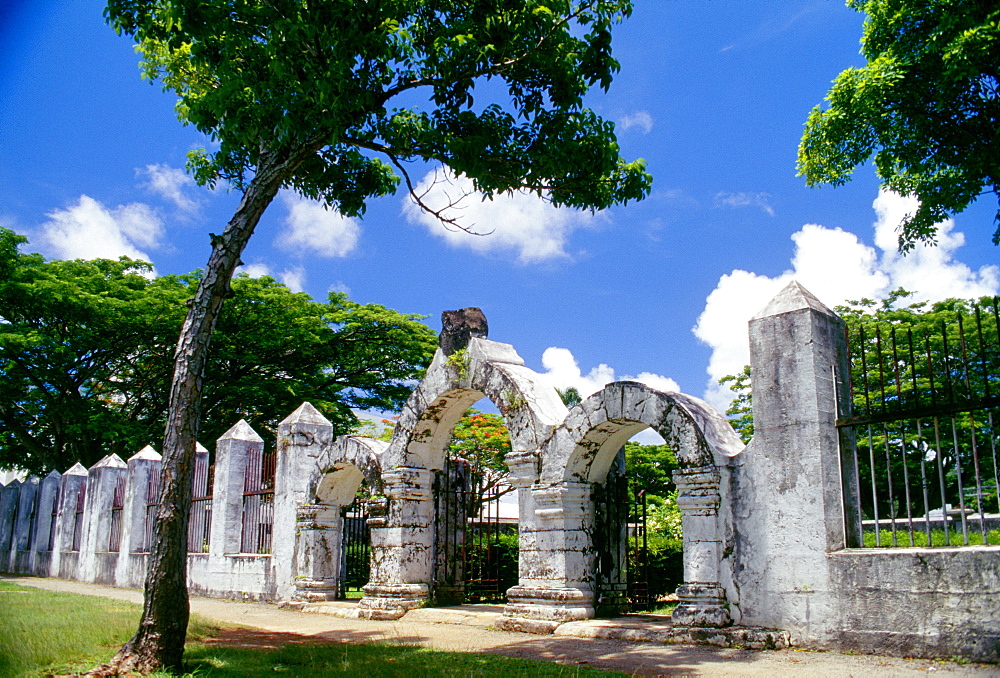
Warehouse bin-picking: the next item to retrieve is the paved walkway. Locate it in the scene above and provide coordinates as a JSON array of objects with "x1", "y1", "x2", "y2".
[{"x1": 4, "y1": 576, "x2": 995, "y2": 676}]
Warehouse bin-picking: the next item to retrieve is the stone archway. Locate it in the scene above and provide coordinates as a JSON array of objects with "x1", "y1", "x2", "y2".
[
  {"x1": 501, "y1": 381, "x2": 744, "y2": 632},
  {"x1": 358, "y1": 310, "x2": 566, "y2": 619},
  {"x1": 290, "y1": 435, "x2": 385, "y2": 602}
]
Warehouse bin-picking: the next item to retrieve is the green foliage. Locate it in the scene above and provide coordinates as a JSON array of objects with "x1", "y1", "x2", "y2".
[
  {"x1": 104, "y1": 0, "x2": 652, "y2": 215},
  {"x1": 623, "y1": 441, "x2": 677, "y2": 498},
  {"x1": 862, "y1": 527, "x2": 1000, "y2": 548},
  {"x1": 719, "y1": 365, "x2": 753, "y2": 444},
  {"x1": 557, "y1": 387, "x2": 582, "y2": 406},
  {"x1": 798, "y1": 0, "x2": 1000, "y2": 250},
  {"x1": 444, "y1": 347, "x2": 470, "y2": 380},
  {"x1": 0, "y1": 230, "x2": 437, "y2": 474}
]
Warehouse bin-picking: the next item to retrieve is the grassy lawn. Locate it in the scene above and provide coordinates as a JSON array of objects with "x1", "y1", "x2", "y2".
[{"x1": 0, "y1": 581, "x2": 622, "y2": 677}]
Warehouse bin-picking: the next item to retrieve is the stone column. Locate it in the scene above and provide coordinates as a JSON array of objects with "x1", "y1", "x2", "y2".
[
  {"x1": 79, "y1": 454, "x2": 127, "y2": 583},
  {"x1": 273, "y1": 403, "x2": 332, "y2": 601},
  {"x1": 51, "y1": 462, "x2": 88, "y2": 579},
  {"x1": 731, "y1": 280, "x2": 852, "y2": 643},
  {"x1": 499, "y1": 480, "x2": 595, "y2": 633},
  {"x1": 291, "y1": 504, "x2": 342, "y2": 601},
  {"x1": 9, "y1": 476, "x2": 38, "y2": 573},
  {"x1": 671, "y1": 465, "x2": 731, "y2": 628},
  {"x1": 115, "y1": 446, "x2": 161, "y2": 587},
  {"x1": 358, "y1": 465, "x2": 434, "y2": 619},
  {"x1": 210, "y1": 420, "x2": 263, "y2": 558},
  {"x1": 29, "y1": 470, "x2": 61, "y2": 575},
  {"x1": 0, "y1": 479, "x2": 21, "y2": 570}
]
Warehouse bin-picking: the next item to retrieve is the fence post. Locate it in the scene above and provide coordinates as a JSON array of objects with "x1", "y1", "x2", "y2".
[
  {"x1": 273, "y1": 402, "x2": 333, "y2": 602},
  {"x1": 79, "y1": 454, "x2": 127, "y2": 583},
  {"x1": 51, "y1": 462, "x2": 88, "y2": 580},
  {"x1": 0, "y1": 479, "x2": 21, "y2": 571},
  {"x1": 115, "y1": 446, "x2": 162, "y2": 588},
  {"x1": 30, "y1": 470, "x2": 61, "y2": 575},
  {"x1": 210, "y1": 420, "x2": 263, "y2": 558},
  {"x1": 10, "y1": 476, "x2": 39, "y2": 573},
  {"x1": 733, "y1": 280, "x2": 851, "y2": 643}
]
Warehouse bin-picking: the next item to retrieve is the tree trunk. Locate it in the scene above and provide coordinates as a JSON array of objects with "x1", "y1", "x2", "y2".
[{"x1": 96, "y1": 146, "x2": 311, "y2": 675}]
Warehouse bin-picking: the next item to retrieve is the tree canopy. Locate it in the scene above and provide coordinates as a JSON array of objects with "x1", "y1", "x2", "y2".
[
  {"x1": 798, "y1": 0, "x2": 1000, "y2": 250},
  {"x1": 0, "y1": 228, "x2": 437, "y2": 475}
]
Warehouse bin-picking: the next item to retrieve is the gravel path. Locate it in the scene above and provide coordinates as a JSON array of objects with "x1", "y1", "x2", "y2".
[{"x1": 5, "y1": 576, "x2": 995, "y2": 677}]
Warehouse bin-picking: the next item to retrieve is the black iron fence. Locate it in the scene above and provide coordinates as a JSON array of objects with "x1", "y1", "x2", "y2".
[
  {"x1": 141, "y1": 467, "x2": 160, "y2": 553},
  {"x1": 837, "y1": 297, "x2": 1000, "y2": 548},
  {"x1": 71, "y1": 486, "x2": 85, "y2": 551},
  {"x1": 340, "y1": 495, "x2": 370, "y2": 598},
  {"x1": 593, "y1": 470, "x2": 650, "y2": 615}
]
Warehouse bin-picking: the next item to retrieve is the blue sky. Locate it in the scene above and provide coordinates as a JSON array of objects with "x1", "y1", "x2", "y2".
[{"x1": 2, "y1": 1, "x2": 998, "y2": 425}]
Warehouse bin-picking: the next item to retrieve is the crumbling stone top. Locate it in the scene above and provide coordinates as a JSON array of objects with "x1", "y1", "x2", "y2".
[{"x1": 440, "y1": 307, "x2": 488, "y2": 356}]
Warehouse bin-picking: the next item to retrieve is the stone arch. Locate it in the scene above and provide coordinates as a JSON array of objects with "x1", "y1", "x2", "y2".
[
  {"x1": 540, "y1": 381, "x2": 744, "y2": 485},
  {"x1": 290, "y1": 435, "x2": 385, "y2": 603},
  {"x1": 381, "y1": 337, "x2": 567, "y2": 476},
  {"x1": 502, "y1": 381, "x2": 745, "y2": 632}
]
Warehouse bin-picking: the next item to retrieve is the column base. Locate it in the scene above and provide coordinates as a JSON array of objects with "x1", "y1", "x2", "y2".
[
  {"x1": 291, "y1": 578, "x2": 339, "y2": 602},
  {"x1": 357, "y1": 582, "x2": 429, "y2": 620},
  {"x1": 671, "y1": 583, "x2": 732, "y2": 628},
  {"x1": 497, "y1": 586, "x2": 595, "y2": 634}
]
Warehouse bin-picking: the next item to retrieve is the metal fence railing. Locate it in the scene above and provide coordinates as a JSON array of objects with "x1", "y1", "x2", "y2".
[
  {"x1": 71, "y1": 486, "x2": 86, "y2": 551},
  {"x1": 837, "y1": 297, "x2": 1000, "y2": 548},
  {"x1": 240, "y1": 448, "x2": 275, "y2": 554},
  {"x1": 188, "y1": 460, "x2": 214, "y2": 553},
  {"x1": 141, "y1": 467, "x2": 161, "y2": 553},
  {"x1": 108, "y1": 474, "x2": 126, "y2": 552}
]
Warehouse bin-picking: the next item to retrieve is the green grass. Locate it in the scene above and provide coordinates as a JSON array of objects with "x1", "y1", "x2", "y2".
[
  {"x1": 0, "y1": 581, "x2": 622, "y2": 677},
  {"x1": 862, "y1": 527, "x2": 1000, "y2": 548},
  {"x1": 0, "y1": 580, "x2": 219, "y2": 677}
]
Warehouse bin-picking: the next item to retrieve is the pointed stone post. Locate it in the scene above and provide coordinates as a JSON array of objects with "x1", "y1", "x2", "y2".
[
  {"x1": 731, "y1": 281, "x2": 853, "y2": 642},
  {"x1": 0, "y1": 479, "x2": 21, "y2": 569},
  {"x1": 210, "y1": 421, "x2": 264, "y2": 559},
  {"x1": 51, "y1": 462, "x2": 88, "y2": 579},
  {"x1": 30, "y1": 470, "x2": 61, "y2": 575},
  {"x1": 8, "y1": 476, "x2": 38, "y2": 573},
  {"x1": 273, "y1": 402, "x2": 333, "y2": 602},
  {"x1": 115, "y1": 446, "x2": 162, "y2": 587},
  {"x1": 79, "y1": 454, "x2": 127, "y2": 583}
]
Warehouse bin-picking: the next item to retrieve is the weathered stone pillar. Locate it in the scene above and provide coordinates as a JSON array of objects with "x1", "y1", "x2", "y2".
[
  {"x1": 730, "y1": 280, "x2": 852, "y2": 643},
  {"x1": 29, "y1": 470, "x2": 61, "y2": 575},
  {"x1": 115, "y1": 446, "x2": 161, "y2": 587},
  {"x1": 210, "y1": 420, "x2": 263, "y2": 559},
  {"x1": 51, "y1": 462, "x2": 88, "y2": 579},
  {"x1": 358, "y1": 465, "x2": 434, "y2": 619},
  {"x1": 79, "y1": 454, "x2": 127, "y2": 583},
  {"x1": 0, "y1": 479, "x2": 21, "y2": 571},
  {"x1": 291, "y1": 504, "x2": 342, "y2": 601},
  {"x1": 672, "y1": 465, "x2": 731, "y2": 628},
  {"x1": 9, "y1": 476, "x2": 38, "y2": 573},
  {"x1": 274, "y1": 403, "x2": 333, "y2": 601},
  {"x1": 499, "y1": 480, "x2": 595, "y2": 633}
]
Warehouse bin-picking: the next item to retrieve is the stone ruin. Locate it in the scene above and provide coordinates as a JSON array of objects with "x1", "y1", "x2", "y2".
[{"x1": 2, "y1": 282, "x2": 998, "y2": 661}]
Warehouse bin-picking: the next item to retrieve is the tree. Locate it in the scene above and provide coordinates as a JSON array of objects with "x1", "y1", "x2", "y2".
[
  {"x1": 798, "y1": 0, "x2": 1000, "y2": 251},
  {"x1": 718, "y1": 365, "x2": 753, "y2": 444},
  {"x1": 102, "y1": 1, "x2": 651, "y2": 671},
  {"x1": 0, "y1": 229, "x2": 437, "y2": 475}
]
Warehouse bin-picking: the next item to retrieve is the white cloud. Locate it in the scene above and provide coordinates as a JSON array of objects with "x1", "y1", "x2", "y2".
[
  {"x1": 694, "y1": 189, "x2": 1000, "y2": 411},
  {"x1": 138, "y1": 163, "x2": 199, "y2": 214},
  {"x1": 536, "y1": 346, "x2": 680, "y2": 399},
  {"x1": 402, "y1": 168, "x2": 595, "y2": 264},
  {"x1": 237, "y1": 262, "x2": 307, "y2": 292},
  {"x1": 714, "y1": 191, "x2": 775, "y2": 217},
  {"x1": 37, "y1": 195, "x2": 164, "y2": 265},
  {"x1": 276, "y1": 191, "x2": 360, "y2": 258},
  {"x1": 619, "y1": 110, "x2": 654, "y2": 134}
]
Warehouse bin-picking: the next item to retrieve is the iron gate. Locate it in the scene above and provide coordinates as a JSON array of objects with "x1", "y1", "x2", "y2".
[
  {"x1": 339, "y1": 495, "x2": 371, "y2": 598},
  {"x1": 433, "y1": 456, "x2": 517, "y2": 605},
  {"x1": 593, "y1": 456, "x2": 651, "y2": 616}
]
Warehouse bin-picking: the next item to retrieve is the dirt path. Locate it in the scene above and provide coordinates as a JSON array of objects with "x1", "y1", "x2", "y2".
[{"x1": 5, "y1": 576, "x2": 995, "y2": 677}]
